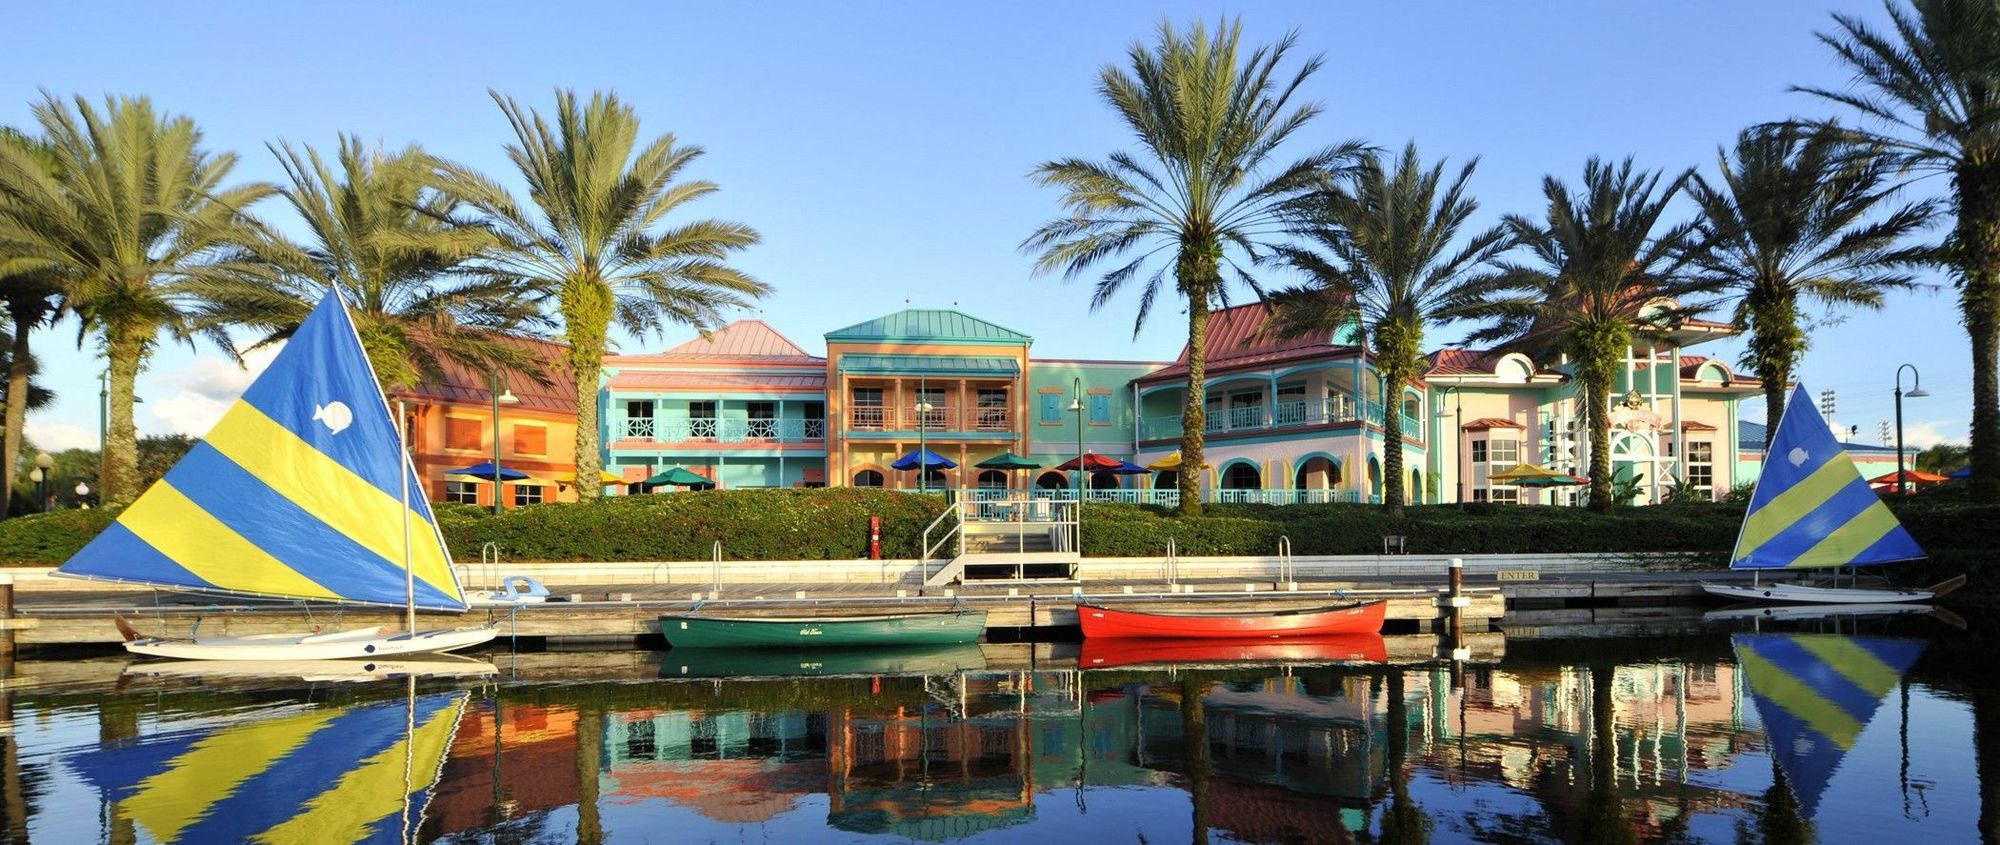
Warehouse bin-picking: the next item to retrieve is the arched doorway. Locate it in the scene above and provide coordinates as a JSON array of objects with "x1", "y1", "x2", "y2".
[
  {"x1": 922, "y1": 468, "x2": 949, "y2": 489},
  {"x1": 853, "y1": 469, "x2": 883, "y2": 488},
  {"x1": 1153, "y1": 470, "x2": 1178, "y2": 491},
  {"x1": 976, "y1": 470, "x2": 1007, "y2": 489},
  {"x1": 1367, "y1": 456, "x2": 1382, "y2": 500},
  {"x1": 1410, "y1": 468, "x2": 1423, "y2": 505},
  {"x1": 1035, "y1": 471, "x2": 1068, "y2": 490},
  {"x1": 1294, "y1": 456, "x2": 1340, "y2": 493},
  {"x1": 1090, "y1": 471, "x2": 1119, "y2": 490},
  {"x1": 1221, "y1": 462, "x2": 1261, "y2": 490}
]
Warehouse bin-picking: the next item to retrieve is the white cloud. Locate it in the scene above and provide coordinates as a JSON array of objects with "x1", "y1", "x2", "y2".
[
  {"x1": 1898, "y1": 420, "x2": 1962, "y2": 449},
  {"x1": 25, "y1": 419, "x2": 97, "y2": 451},
  {"x1": 143, "y1": 344, "x2": 283, "y2": 437}
]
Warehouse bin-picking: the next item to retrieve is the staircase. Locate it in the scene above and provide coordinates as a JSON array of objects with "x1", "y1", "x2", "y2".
[{"x1": 922, "y1": 499, "x2": 1081, "y2": 587}]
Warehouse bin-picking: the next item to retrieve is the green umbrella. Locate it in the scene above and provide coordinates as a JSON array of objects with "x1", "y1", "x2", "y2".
[
  {"x1": 975, "y1": 451, "x2": 1042, "y2": 470},
  {"x1": 643, "y1": 466, "x2": 715, "y2": 488}
]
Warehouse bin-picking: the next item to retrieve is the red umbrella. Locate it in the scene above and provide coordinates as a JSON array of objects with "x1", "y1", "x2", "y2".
[
  {"x1": 1867, "y1": 468, "x2": 1949, "y2": 486},
  {"x1": 1054, "y1": 452, "x2": 1125, "y2": 472}
]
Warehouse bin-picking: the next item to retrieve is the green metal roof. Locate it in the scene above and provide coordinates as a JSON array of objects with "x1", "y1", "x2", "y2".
[
  {"x1": 837, "y1": 354, "x2": 1021, "y2": 375},
  {"x1": 824, "y1": 309, "x2": 1032, "y2": 345}
]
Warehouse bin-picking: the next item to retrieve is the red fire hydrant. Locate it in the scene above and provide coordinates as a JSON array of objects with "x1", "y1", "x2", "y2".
[{"x1": 869, "y1": 515, "x2": 881, "y2": 560}]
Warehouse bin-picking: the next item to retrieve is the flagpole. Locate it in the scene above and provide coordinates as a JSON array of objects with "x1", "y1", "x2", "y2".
[{"x1": 399, "y1": 399, "x2": 415, "y2": 635}]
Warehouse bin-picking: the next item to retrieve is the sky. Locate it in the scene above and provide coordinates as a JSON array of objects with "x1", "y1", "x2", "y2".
[{"x1": 0, "y1": 1, "x2": 1970, "y2": 453}]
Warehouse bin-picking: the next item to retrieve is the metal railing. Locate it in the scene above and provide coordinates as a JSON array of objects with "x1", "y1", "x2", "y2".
[
  {"x1": 1141, "y1": 398, "x2": 1387, "y2": 440},
  {"x1": 950, "y1": 487, "x2": 1374, "y2": 507},
  {"x1": 621, "y1": 417, "x2": 826, "y2": 443},
  {"x1": 1277, "y1": 536, "x2": 1294, "y2": 584},
  {"x1": 848, "y1": 406, "x2": 1013, "y2": 433},
  {"x1": 921, "y1": 502, "x2": 965, "y2": 583}
]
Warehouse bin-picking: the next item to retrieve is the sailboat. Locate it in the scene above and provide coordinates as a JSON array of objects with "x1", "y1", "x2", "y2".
[
  {"x1": 67, "y1": 684, "x2": 468, "y2": 844},
  {"x1": 54, "y1": 290, "x2": 496, "y2": 659},
  {"x1": 1733, "y1": 631, "x2": 1926, "y2": 820},
  {"x1": 1702, "y1": 384, "x2": 1962, "y2": 605}
]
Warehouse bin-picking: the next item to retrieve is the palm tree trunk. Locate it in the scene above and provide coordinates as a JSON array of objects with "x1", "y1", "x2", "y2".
[
  {"x1": 101, "y1": 322, "x2": 144, "y2": 507},
  {"x1": 1178, "y1": 297, "x2": 1209, "y2": 517},
  {"x1": 1380, "y1": 365, "x2": 1407, "y2": 517},
  {"x1": 562, "y1": 278, "x2": 612, "y2": 501},
  {"x1": 1579, "y1": 351, "x2": 1617, "y2": 514},
  {"x1": 0, "y1": 307, "x2": 34, "y2": 518},
  {"x1": 1748, "y1": 290, "x2": 1801, "y2": 438},
  {"x1": 1960, "y1": 163, "x2": 2000, "y2": 503}
]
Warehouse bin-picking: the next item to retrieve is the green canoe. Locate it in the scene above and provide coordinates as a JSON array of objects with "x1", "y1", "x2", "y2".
[
  {"x1": 660, "y1": 643, "x2": 988, "y2": 678},
  {"x1": 658, "y1": 609, "x2": 987, "y2": 648}
]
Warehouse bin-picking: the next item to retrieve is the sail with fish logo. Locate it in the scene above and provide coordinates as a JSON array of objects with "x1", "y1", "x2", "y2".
[
  {"x1": 56, "y1": 290, "x2": 468, "y2": 610},
  {"x1": 1730, "y1": 385, "x2": 1926, "y2": 571}
]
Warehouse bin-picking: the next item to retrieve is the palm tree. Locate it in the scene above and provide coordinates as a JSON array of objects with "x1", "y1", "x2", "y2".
[
  {"x1": 441, "y1": 89, "x2": 766, "y2": 500},
  {"x1": 1797, "y1": 0, "x2": 2000, "y2": 502},
  {"x1": 1021, "y1": 18, "x2": 1365, "y2": 516},
  {"x1": 0, "y1": 94, "x2": 273, "y2": 505},
  {"x1": 1266, "y1": 143, "x2": 1511, "y2": 515},
  {"x1": 1462, "y1": 158, "x2": 1701, "y2": 512},
  {"x1": 196, "y1": 136, "x2": 544, "y2": 392},
  {"x1": 1686, "y1": 125, "x2": 1936, "y2": 437},
  {"x1": 0, "y1": 126, "x2": 64, "y2": 515}
]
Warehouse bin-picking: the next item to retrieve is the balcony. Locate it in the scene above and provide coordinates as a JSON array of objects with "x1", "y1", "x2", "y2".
[
  {"x1": 620, "y1": 417, "x2": 825, "y2": 444},
  {"x1": 1141, "y1": 397, "x2": 1385, "y2": 441},
  {"x1": 847, "y1": 405, "x2": 1013, "y2": 434}
]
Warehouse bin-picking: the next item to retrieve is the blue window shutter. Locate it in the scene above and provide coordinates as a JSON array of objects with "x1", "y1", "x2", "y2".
[
  {"x1": 1090, "y1": 394, "x2": 1110, "y2": 423},
  {"x1": 1040, "y1": 393, "x2": 1061, "y2": 422}
]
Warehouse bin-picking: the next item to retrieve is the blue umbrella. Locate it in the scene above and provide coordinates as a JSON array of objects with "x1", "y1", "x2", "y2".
[
  {"x1": 446, "y1": 462, "x2": 529, "y2": 481},
  {"x1": 1109, "y1": 460, "x2": 1150, "y2": 475},
  {"x1": 891, "y1": 449, "x2": 957, "y2": 471},
  {"x1": 1952, "y1": 466, "x2": 1972, "y2": 479}
]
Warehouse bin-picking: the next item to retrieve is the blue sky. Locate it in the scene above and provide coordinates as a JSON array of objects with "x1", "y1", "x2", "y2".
[{"x1": 1, "y1": 1, "x2": 1968, "y2": 451}]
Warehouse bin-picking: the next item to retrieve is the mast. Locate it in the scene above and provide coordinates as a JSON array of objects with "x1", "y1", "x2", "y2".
[{"x1": 399, "y1": 399, "x2": 415, "y2": 634}]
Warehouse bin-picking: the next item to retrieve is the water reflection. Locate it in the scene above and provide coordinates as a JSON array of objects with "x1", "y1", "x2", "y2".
[{"x1": 9, "y1": 617, "x2": 1995, "y2": 843}]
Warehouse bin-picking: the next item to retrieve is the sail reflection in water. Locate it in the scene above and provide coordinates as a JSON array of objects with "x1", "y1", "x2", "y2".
[
  {"x1": 1733, "y1": 632, "x2": 1926, "y2": 818},
  {"x1": 67, "y1": 691, "x2": 467, "y2": 844}
]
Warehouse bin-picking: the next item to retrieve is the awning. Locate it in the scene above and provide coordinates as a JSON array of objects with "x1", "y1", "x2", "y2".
[{"x1": 837, "y1": 354, "x2": 1020, "y2": 376}]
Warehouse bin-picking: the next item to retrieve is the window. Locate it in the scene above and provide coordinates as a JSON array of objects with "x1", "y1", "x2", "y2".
[
  {"x1": 1222, "y1": 463, "x2": 1261, "y2": 489},
  {"x1": 688, "y1": 401, "x2": 717, "y2": 439},
  {"x1": 1088, "y1": 393, "x2": 1111, "y2": 425},
  {"x1": 852, "y1": 469, "x2": 884, "y2": 488},
  {"x1": 976, "y1": 389, "x2": 1008, "y2": 430},
  {"x1": 803, "y1": 402, "x2": 825, "y2": 439},
  {"x1": 1489, "y1": 487, "x2": 1518, "y2": 503},
  {"x1": 852, "y1": 389, "x2": 885, "y2": 430},
  {"x1": 1489, "y1": 438, "x2": 1519, "y2": 465},
  {"x1": 444, "y1": 480, "x2": 479, "y2": 505},
  {"x1": 1687, "y1": 440, "x2": 1714, "y2": 494},
  {"x1": 513, "y1": 485, "x2": 545, "y2": 506},
  {"x1": 916, "y1": 388, "x2": 946, "y2": 430},
  {"x1": 513, "y1": 424, "x2": 547, "y2": 456},
  {"x1": 445, "y1": 417, "x2": 482, "y2": 451},
  {"x1": 746, "y1": 401, "x2": 776, "y2": 439},
  {"x1": 1040, "y1": 392, "x2": 1062, "y2": 423},
  {"x1": 977, "y1": 469, "x2": 1007, "y2": 489},
  {"x1": 1472, "y1": 488, "x2": 1489, "y2": 503},
  {"x1": 624, "y1": 400, "x2": 656, "y2": 438},
  {"x1": 1471, "y1": 439, "x2": 1488, "y2": 464}
]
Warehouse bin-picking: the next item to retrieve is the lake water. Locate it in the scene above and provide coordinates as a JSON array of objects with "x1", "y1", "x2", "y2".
[{"x1": 3, "y1": 610, "x2": 1993, "y2": 844}]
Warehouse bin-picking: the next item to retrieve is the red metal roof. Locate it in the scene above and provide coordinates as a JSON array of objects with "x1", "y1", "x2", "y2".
[
  {"x1": 1680, "y1": 420, "x2": 1719, "y2": 431},
  {"x1": 1462, "y1": 417, "x2": 1524, "y2": 431},
  {"x1": 610, "y1": 319, "x2": 823, "y2": 365},
  {"x1": 1136, "y1": 302, "x2": 1356, "y2": 383},
  {"x1": 390, "y1": 332, "x2": 576, "y2": 415},
  {"x1": 606, "y1": 372, "x2": 826, "y2": 392},
  {"x1": 1425, "y1": 348, "x2": 1507, "y2": 376}
]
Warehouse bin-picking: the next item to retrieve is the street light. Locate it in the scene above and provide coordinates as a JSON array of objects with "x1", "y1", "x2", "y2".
[
  {"x1": 1435, "y1": 387, "x2": 1464, "y2": 510},
  {"x1": 492, "y1": 374, "x2": 519, "y2": 514},
  {"x1": 33, "y1": 452, "x2": 51, "y2": 514},
  {"x1": 1895, "y1": 364, "x2": 1928, "y2": 499},
  {"x1": 915, "y1": 375, "x2": 934, "y2": 494},
  {"x1": 1069, "y1": 377, "x2": 1086, "y2": 497},
  {"x1": 74, "y1": 482, "x2": 89, "y2": 509}
]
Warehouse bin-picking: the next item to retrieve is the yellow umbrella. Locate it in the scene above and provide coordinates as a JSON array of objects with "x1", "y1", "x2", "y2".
[
  {"x1": 552, "y1": 469, "x2": 624, "y2": 484},
  {"x1": 1487, "y1": 463, "x2": 1569, "y2": 483},
  {"x1": 450, "y1": 473, "x2": 551, "y2": 485},
  {"x1": 1145, "y1": 451, "x2": 1208, "y2": 472}
]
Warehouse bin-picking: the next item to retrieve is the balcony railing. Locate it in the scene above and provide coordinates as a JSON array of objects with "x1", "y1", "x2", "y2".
[
  {"x1": 1141, "y1": 398, "x2": 1387, "y2": 440},
  {"x1": 620, "y1": 417, "x2": 825, "y2": 444},
  {"x1": 951, "y1": 487, "x2": 1375, "y2": 507},
  {"x1": 847, "y1": 405, "x2": 1013, "y2": 433}
]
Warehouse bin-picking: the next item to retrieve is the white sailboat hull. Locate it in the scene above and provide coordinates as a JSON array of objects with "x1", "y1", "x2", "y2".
[
  {"x1": 125, "y1": 654, "x2": 498, "y2": 681},
  {"x1": 1700, "y1": 581, "x2": 1934, "y2": 605},
  {"x1": 124, "y1": 625, "x2": 497, "y2": 661}
]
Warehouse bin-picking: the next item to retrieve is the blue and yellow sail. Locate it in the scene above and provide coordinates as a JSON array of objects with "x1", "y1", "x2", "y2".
[
  {"x1": 1733, "y1": 633, "x2": 1924, "y2": 817},
  {"x1": 56, "y1": 291, "x2": 468, "y2": 609},
  {"x1": 68, "y1": 692, "x2": 468, "y2": 844},
  {"x1": 1731, "y1": 384, "x2": 1925, "y2": 570}
]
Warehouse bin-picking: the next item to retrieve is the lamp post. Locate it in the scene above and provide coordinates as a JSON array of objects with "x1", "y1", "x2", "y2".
[
  {"x1": 32, "y1": 452, "x2": 50, "y2": 514},
  {"x1": 74, "y1": 482, "x2": 89, "y2": 509},
  {"x1": 915, "y1": 375, "x2": 934, "y2": 494},
  {"x1": 491, "y1": 373, "x2": 519, "y2": 514},
  {"x1": 1069, "y1": 377, "x2": 1086, "y2": 496},
  {"x1": 1435, "y1": 387, "x2": 1464, "y2": 510},
  {"x1": 1894, "y1": 364, "x2": 1928, "y2": 499}
]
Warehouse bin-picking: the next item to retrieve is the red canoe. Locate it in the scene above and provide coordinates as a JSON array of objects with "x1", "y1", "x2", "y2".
[
  {"x1": 1076, "y1": 600, "x2": 1386, "y2": 639},
  {"x1": 1079, "y1": 634, "x2": 1388, "y2": 670}
]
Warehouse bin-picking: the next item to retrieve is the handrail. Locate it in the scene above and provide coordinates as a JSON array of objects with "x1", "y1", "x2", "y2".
[
  {"x1": 712, "y1": 540, "x2": 723, "y2": 597},
  {"x1": 1165, "y1": 537, "x2": 1178, "y2": 587},
  {"x1": 480, "y1": 542, "x2": 500, "y2": 592},
  {"x1": 1278, "y1": 536, "x2": 1294, "y2": 583},
  {"x1": 921, "y1": 502, "x2": 965, "y2": 583}
]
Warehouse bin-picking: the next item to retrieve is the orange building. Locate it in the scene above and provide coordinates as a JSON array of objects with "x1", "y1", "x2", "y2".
[{"x1": 389, "y1": 333, "x2": 584, "y2": 509}]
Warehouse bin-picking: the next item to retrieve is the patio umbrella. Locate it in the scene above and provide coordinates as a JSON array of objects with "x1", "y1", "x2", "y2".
[
  {"x1": 891, "y1": 449, "x2": 958, "y2": 471},
  {"x1": 1110, "y1": 460, "x2": 1150, "y2": 475},
  {"x1": 1512, "y1": 473, "x2": 1588, "y2": 487},
  {"x1": 553, "y1": 469, "x2": 624, "y2": 484},
  {"x1": 1951, "y1": 467, "x2": 1972, "y2": 479},
  {"x1": 445, "y1": 462, "x2": 528, "y2": 482},
  {"x1": 642, "y1": 466, "x2": 714, "y2": 488},
  {"x1": 1488, "y1": 463, "x2": 1571, "y2": 483},
  {"x1": 1866, "y1": 468, "x2": 1949, "y2": 486},
  {"x1": 974, "y1": 451, "x2": 1041, "y2": 470},
  {"x1": 1054, "y1": 452, "x2": 1124, "y2": 472},
  {"x1": 1144, "y1": 451, "x2": 1207, "y2": 472}
]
